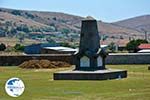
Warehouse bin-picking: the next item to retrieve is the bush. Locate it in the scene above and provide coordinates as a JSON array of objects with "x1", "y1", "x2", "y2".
[
  {"x1": 108, "y1": 42, "x2": 117, "y2": 53},
  {"x1": 14, "y1": 44, "x2": 25, "y2": 51},
  {"x1": 11, "y1": 10, "x2": 21, "y2": 16},
  {"x1": 25, "y1": 12, "x2": 35, "y2": 19},
  {"x1": 16, "y1": 24, "x2": 30, "y2": 33},
  {"x1": 0, "y1": 43, "x2": 6, "y2": 51},
  {"x1": 61, "y1": 28, "x2": 70, "y2": 34}
]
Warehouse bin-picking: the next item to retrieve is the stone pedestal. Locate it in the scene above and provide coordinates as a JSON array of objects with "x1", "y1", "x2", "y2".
[{"x1": 54, "y1": 69, "x2": 127, "y2": 80}]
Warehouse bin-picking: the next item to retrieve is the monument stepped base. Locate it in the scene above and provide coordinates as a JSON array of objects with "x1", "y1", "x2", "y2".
[{"x1": 53, "y1": 69, "x2": 127, "y2": 80}]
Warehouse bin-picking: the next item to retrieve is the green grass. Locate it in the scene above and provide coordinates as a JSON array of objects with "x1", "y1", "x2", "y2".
[{"x1": 0, "y1": 65, "x2": 150, "y2": 100}]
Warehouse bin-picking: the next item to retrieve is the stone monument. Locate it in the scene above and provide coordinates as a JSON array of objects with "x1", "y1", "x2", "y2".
[
  {"x1": 53, "y1": 18, "x2": 127, "y2": 80},
  {"x1": 74, "y1": 18, "x2": 107, "y2": 71}
]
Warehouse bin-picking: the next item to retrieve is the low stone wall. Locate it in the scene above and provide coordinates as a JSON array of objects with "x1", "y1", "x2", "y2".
[
  {"x1": 0, "y1": 54, "x2": 73, "y2": 66},
  {"x1": 106, "y1": 53, "x2": 150, "y2": 64},
  {"x1": 0, "y1": 53, "x2": 150, "y2": 66}
]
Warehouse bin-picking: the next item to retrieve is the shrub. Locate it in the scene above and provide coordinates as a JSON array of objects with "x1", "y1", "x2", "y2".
[
  {"x1": 14, "y1": 44, "x2": 25, "y2": 51},
  {"x1": 0, "y1": 43, "x2": 6, "y2": 51},
  {"x1": 11, "y1": 10, "x2": 21, "y2": 16},
  {"x1": 61, "y1": 28, "x2": 70, "y2": 34},
  {"x1": 108, "y1": 42, "x2": 117, "y2": 53}
]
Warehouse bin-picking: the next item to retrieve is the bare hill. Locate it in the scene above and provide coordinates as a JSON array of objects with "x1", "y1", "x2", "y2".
[
  {"x1": 0, "y1": 7, "x2": 147, "y2": 46},
  {"x1": 0, "y1": 8, "x2": 83, "y2": 33},
  {"x1": 113, "y1": 15, "x2": 150, "y2": 32}
]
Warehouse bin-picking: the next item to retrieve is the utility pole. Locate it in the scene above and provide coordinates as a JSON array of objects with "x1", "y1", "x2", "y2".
[{"x1": 141, "y1": 28, "x2": 148, "y2": 42}]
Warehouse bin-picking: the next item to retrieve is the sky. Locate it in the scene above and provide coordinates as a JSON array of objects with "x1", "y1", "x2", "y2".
[{"x1": 0, "y1": 0, "x2": 150, "y2": 22}]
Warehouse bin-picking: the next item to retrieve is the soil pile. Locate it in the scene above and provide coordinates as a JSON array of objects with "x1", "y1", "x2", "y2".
[{"x1": 19, "y1": 60, "x2": 71, "y2": 69}]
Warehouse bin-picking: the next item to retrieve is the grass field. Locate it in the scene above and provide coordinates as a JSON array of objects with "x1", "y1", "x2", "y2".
[
  {"x1": 0, "y1": 65, "x2": 150, "y2": 100},
  {"x1": 0, "y1": 37, "x2": 41, "y2": 46}
]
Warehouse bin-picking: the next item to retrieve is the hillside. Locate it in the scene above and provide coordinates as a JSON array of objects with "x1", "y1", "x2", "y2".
[
  {"x1": 0, "y1": 8, "x2": 83, "y2": 33},
  {"x1": 113, "y1": 15, "x2": 150, "y2": 32},
  {"x1": 0, "y1": 8, "x2": 147, "y2": 46}
]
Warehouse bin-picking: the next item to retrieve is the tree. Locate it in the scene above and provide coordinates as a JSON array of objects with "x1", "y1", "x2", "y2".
[
  {"x1": 14, "y1": 44, "x2": 25, "y2": 51},
  {"x1": 16, "y1": 24, "x2": 30, "y2": 33},
  {"x1": 11, "y1": 10, "x2": 21, "y2": 16},
  {"x1": 0, "y1": 43, "x2": 6, "y2": 51},
  {"x1": 46, "y1": 37, "x2": 56, "y2": 44},
  {"x1": 126, "y1": 39, "x2": 148, "y2": 52},
  {"x1": 108, "y1": 42, "x2": 117, "y2": 53},
  {"x1": 101, "y1": 35, "x2": 108, "y2": 41},
  {"x1": 0, "y1": 27, "x2": 5, "y2": 37},
  {"x1": 59, "y1": 42, "x2": 70, "y2": 47},
  {"x1": 120, "y1": 35, "x2": 124, "y2": 39},
  {"x1": 61, "y1": 28, "x2": 70, "y2": 34},
  {"x1": 52, "y1": 17, "x2": 57, "y2": 21},
  {"x1": 25, "y1": 12, "x2": 35, "y2": 19},
  {"x1": 18, "y1": 32, "x2": 25, "y2": 43}
]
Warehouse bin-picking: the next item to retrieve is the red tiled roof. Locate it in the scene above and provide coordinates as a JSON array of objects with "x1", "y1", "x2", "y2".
[{"x1": 138, "y1": 44, "x2": 150, "y2": 49}]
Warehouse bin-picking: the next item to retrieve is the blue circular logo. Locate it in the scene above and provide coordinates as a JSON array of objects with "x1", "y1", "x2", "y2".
[{"x1": 5, "y1": 78, "x2": 25, "y2": 97}]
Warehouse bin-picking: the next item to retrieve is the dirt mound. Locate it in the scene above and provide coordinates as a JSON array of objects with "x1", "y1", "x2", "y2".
[{"x1": 19, "y1": 60, "x2": 71, "y2": 69}]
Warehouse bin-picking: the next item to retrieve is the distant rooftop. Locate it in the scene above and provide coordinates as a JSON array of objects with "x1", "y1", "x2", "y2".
[
  {"x1": 138, "y1": 44, "x2": 150, "y2": 49},
  {"x1": 43, "y1": 47, "x2": 78, "y2": 52},
  {"x1": 138, "y1": 49, "x2": 150, "y2": 53},
  {"x1": 101, "y1": 45, "x2": 108, "y2": 48}
]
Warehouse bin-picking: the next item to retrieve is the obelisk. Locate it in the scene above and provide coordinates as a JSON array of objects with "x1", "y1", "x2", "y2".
[{"x1": 74, "y1": 17, "x2": 107, "y2": 70}]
